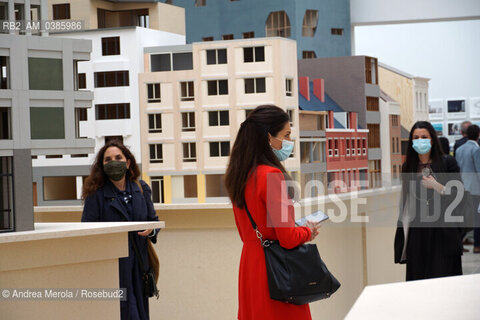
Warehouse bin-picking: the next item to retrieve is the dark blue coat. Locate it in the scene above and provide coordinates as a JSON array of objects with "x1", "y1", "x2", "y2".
[{"x1": 82, "y1": 179, "x2": 159, "y2": 320}]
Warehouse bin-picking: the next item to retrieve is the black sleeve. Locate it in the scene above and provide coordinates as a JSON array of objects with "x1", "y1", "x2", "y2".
[
  {"x1": 444, "y1": 155, "x2": 460, "y2": 174},
  {"x1": 82, "y1": 194, "x2": 101, "y2": 222},
  {"x1": 441, "y1": 155, "x2": 462, "y2": 198},
  {"x1": 442, "y1": 155, "x2": 471, "y2": 234},
  {"x1": 140, "y1": 180, "x2": 160, "y2": 244}
]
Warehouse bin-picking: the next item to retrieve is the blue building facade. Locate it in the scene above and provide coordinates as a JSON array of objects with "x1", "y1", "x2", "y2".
[{"x1": 163, "y1": 0, "x2": 351, "y2": 58}]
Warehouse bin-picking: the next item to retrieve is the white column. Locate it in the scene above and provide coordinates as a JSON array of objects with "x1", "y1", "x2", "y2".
[
  {"x1": 40, "y1": 0, "x2": 48, "y2": 36},
  {"x1": 8, "y1": 0, "x2": 15, "y2": 35},
  {"x1": 24, "y1": 0, "x2": 31, "y2": 36},
  {"x1": 76, "y1": 176, "x2": 83, "y2": 200}
]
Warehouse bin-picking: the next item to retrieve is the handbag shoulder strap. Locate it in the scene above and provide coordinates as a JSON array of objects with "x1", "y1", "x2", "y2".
[
  {"x1": 243, "y1": 200, "x2": 270, "y2": 246},
  {"x1": 243, "y1": 201, "x2": 257, "y2": 230},
  {"x1": 130, "y1": 233, "x2": 147, "y2": 274},
  {"x1": 112, "y1": 197, "x2": 148, "y2": 274}
]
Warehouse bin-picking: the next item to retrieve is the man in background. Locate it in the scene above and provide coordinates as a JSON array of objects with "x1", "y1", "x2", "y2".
[
  {"x1": 453, "y1": 121, "x2": 471, "y2": 157},
  {"x1": 456, "y1": 125, "x2": 480, "y2": 253}
]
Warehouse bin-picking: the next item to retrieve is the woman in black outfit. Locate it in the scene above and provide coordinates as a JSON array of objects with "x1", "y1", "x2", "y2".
[
  {"x1": 82, "y1": 141, "x2": 158, "y2": 319},
  {"x1": 394, "y1": 121, "x2": 464, "y2": 280}
]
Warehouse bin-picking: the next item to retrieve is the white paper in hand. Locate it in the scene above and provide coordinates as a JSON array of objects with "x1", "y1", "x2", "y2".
[{"x1": 295, "y1": 210, "x2": 329, "y2": 226}]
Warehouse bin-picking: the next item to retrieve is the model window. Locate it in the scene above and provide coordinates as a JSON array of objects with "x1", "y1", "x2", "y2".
[
  {"x1": 94, "y1": 71, "x2": 129, "y2": 87},
  {"x1": 208, "y1": 111, "x2": 229, "y2": 126},
  {"x1": 242, "y1": 31, "x2": 254, "y2": 39},
  {"x1": 331, "y1": 28, "x2": 344, "y2": 36},
  {"x1": 286, "y1": 109, "x2": 293, "y2": 127},
  {"x1": 302, "y1": 51, "x2": 317, "y2": 59},
  {"x1": 151, "y1": 176, "x2": 164, "y2": 203},
  {"x1": 147, "y1": 83, "x2": 161, "y2": 103},
  {"x1": 302, "y1": 10, "x2": 318, "y2": 37},
  {"x1": 29, "y1": 58, "x2": 63, "y2": 90},
  {"x1": 181, "y1": 112, "x2": 195, "y2": 132},
  {"x1": 30, "y1": 107, "x2": 65, "y2": 139},
  {"x1": 244, "y1": 78, "x2": 266, "y2": 94},
  {"x1": 102, "y1": 37, "x2": 120, "y2": 56},
  {"x1": 149, "y1": 144, "x2": 163, "y2": 163},
  {"x1": 209, "y1": 141, "x2": 230, "y2": 157},
  {"x1": 266, "y1": 11, "x2": 291, "y2": 37},
  {"x1": 75, "y1": 108, "x2": 87, "y2": 138},
  {"x1": 206, "y1": 49, "x2": 227, "y2": 65},
  {"x1": 180, "y1": 81, "x2": 194, "y2": 101},
  {"x1": 150, "y1": 52, "x2": 193, "y2": 72},
  {"x1": 285, "y1": 79, "x2": 293, "y2": 96},
  {"x1": 0, "y1": 107, "x2": 11, "y2": 139},
  {"x1": 53, "y1": 3, "x2": 70, "y2": 20},
  {"x1": 183, "y1": 143, "x2": 196, "y2": 162},
  {"x1": 77, "y1": 73, "x2": 86, "y2": 89},
  {"x1": 243, "y1": 46, "x2": 265, "y2": 63},
  {"x1": 95, "y1": 103, "x2": 130, "y2": 120},
  {"x1": 207, "y1": 80, "x2": 228, "y2": 95},
  {"x1": 148, "y1": 114, "x2": 162, "y2": 133}
]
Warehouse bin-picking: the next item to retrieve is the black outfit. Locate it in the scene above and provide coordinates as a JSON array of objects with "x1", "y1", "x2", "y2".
[
  {"x1": 82, "y1": 179, "x2": 158, "y2": 320},
  {"x1": 394, "y1": 155, "x2": 464, "y2": 281},
  {"x1": 438, "y1": 137, "x2": 450, "y2": 155}
]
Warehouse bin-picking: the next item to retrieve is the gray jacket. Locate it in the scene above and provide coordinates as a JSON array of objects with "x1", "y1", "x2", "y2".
[{"x1": 455, "y1": 140, "x2": 480, "y2": 195}]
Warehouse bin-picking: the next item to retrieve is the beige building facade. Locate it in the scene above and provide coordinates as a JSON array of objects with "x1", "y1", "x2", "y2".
[
  {"x1": 380, "y1": 91, "x2": 402, "y2": 184},
  {"x1": 138, "y1": 38, "x2": 300, "y2": 204},
  {"x1": 47, "y1": 0, "x2": 185, "y2": 35},
  {"x1": 379, "y1": 62, "x2": 429, "y2": 133}
]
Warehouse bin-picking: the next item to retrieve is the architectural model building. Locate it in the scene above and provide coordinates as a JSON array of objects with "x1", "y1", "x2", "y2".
[
  {"x1": 163, "y1": 0, "x2": 351, "y2": 59},
  {"x1": 31, "y1": 0, "x2": 186, "y2": 206},
  {"x1": 0, "y1": 0, "x2": 94, "y2": 230},
  {"x1": 139, "y1": 38, "x2": 299, "y2": 204}
]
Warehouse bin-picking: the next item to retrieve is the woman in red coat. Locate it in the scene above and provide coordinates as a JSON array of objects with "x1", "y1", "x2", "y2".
[{"x1": 225, "y1": 105, "x2": 320, "y2": 320}]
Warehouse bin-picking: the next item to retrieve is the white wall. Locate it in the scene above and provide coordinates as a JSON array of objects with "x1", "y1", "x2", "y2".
[
  {"x1": 354, "y1": 20, "x2": 480, "y2": 100},
  {"x1": 351, "y1": 0, "x2": 480, "y2": 25},
  {"x1": 355, "y1": 20, "x2": 480, "y2": 144}
]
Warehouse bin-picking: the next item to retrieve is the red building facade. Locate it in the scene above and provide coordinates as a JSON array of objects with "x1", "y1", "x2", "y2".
[{"x1": 325, "y1": 111, "x2": 369, "y2": 193}]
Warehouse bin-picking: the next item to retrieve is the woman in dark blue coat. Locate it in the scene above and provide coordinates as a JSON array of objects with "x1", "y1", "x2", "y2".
[{"x1": 81, "y1": 141, "x2": 159, "y2": 320}]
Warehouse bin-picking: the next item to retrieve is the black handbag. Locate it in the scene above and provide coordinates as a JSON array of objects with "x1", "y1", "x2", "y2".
[
  {"x1": 244, "y1": 201, "x2": 340, "y2": 305},
  {"x1": 131, "y1": 233, "x2": 160, "y2": 299}
]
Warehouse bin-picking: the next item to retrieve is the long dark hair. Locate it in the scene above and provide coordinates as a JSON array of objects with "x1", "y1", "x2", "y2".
[
  {"x1": 82, "y1": 141, "x2": 140, "y2": 199},
  {"x1": 224, "y1": 105, "x2": 294, "y2": 208}
]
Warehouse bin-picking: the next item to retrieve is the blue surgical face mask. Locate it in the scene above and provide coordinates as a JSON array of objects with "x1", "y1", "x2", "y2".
[
  {"x1": 272, "y1": 137, "x2": 294, "y2": 161},
  {"x1": 412, "y1": 138, "x2": 431, "y2": 155}
]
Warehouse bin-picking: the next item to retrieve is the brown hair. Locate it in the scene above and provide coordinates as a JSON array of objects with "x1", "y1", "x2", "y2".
[
  {"x1": 224, "y1": 104, "x2": 295, "y2": 208},
  {"x1": 82, "y1": 141, "x2": 140, "y2": 200}
]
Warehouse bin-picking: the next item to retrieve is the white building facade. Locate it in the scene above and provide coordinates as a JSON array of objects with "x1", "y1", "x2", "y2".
[{"x1": 32, "y1": 27, "x2": 185, "y2": 206}]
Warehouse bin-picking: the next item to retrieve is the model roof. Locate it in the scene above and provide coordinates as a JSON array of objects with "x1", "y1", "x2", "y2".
[{"x1": 298, "y1": 82, "x2": 347, "y2": 129}]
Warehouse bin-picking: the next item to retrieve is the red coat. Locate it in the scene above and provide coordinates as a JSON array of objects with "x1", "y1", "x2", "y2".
[{"x1": 233, "y1": 165, "x2": 312, "y2": 320}]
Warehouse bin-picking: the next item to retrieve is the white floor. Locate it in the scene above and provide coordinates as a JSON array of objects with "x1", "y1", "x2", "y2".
[{"x1": 462, "y1": 244, "x2": 480, "y2": 275}]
